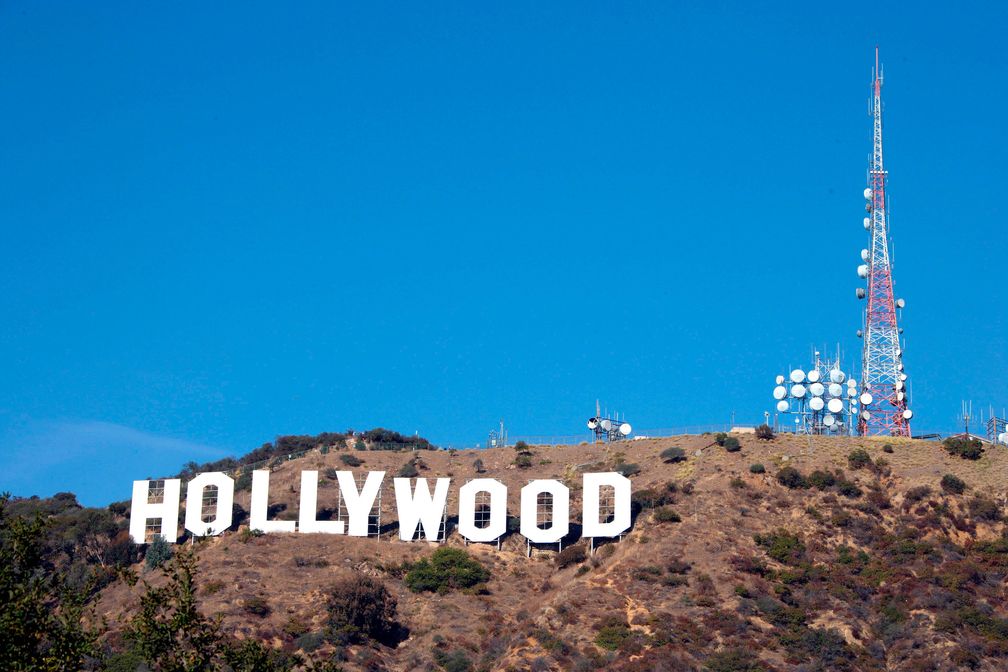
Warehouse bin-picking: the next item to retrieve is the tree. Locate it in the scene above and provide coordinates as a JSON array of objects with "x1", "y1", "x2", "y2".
[
  {"x1": 405, "y1": 547, "x2": 489, "y2": 593},
  {"x1": 755, "y1": 424, "x2": 774, "y2": 440},
  {"x1": 325, "y1": 575, "x2": 399, "y2": 645},
  {"x1": 473, "y1": 458, "x2": 485, "y2": 473},
  {"x1": 125, "y1": 548, "x2": 229, "y2": 671},
  {"x1": 145, "y1": 535, "x2": 173, "y2": 570},
  {"x1": 660, "y1": 447, "x2": 686, "y2": 463},
  {"x1": 0, "y1": 494, "x2": 98, "y2": 672}
]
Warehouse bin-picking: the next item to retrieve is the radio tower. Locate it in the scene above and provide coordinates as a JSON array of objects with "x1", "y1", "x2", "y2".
[{"x1": 858, "y1": 47, "x2": 912, "y2": 436}]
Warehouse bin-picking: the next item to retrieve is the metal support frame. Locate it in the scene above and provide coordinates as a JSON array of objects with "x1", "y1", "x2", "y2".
[{"x1": 336, "y1": 473, "x2": 382, "y2": 539}]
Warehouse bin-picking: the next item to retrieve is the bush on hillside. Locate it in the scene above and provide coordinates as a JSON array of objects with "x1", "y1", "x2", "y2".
[
  {"x1": 806, "y1": 470, "x2": 836, "y2": 490},
  {"x1": 848, "y1": 449, "x2": 872, "y2": 470},
  {"x1": 145, "y1": 535, "x2": 173, "y2": 570},
  {"x1": 941, "y1": 474, "x2": 967, "y2": 495},
  {"x1": 514, "y1": 441, "x2": 531, "y2": 454},
  {"x1": 722, "y1": 437, "x2": 741, "y2": 453},
  {"x1": 944, "y1": 437, "x2": 984, "y2": 460},
  {"x1": 660, "y1": 447, "x2": 686, "y2": 463},
  {"x1": 615, "y1": 462, "x2": 641, "y2": 477},
  {"x1": 473, "y1": 458, "x2": 485, "y2": 473},
  {"x1": 514, "y1": 454, "x2": 533, "y2": 469},
  {"x1": 776, "y1": 467, "x2": 807, "y2": 489},
  {"x1": 339, "y1": 453, "x2": 363, "y2": 467},
  {"x1": 714, "y1": 433, "x2": 728, "y2": 446},
  {"x1": 404, "y1": 548, "x2": 489, "y2": 593},
  {"x1": 555, "y1": 544, "x2": 586, "y2": 569},
  {"x1": 749, "y1": 463, "x2": 766, "y2": 474},
  {"x1": 325, "y1": 574, "x2": 398, "y2": 644},
  {"x1": 397, "y1": 461, "x2": 419, "y2": 478},
  {"x1": 754, "y1": 530, "x2": 805, "y2": 565},
  {"x1": 654, "y1": 507, "x2": 682, "y2": 523},
  {"x1": 755, "y1": 424, "x2": 774, "y2": 440}
]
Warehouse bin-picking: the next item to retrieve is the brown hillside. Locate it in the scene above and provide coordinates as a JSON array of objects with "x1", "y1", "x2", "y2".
[{"x1": 97, "y1": 434, "x2": 1008, "y2": 671}]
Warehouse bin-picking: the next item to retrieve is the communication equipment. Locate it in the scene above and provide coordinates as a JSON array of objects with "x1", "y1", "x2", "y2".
[
  {"x1": 771, "y1": 347, "x2": 858, "y2": 435},
  {"x1": 587, "y1": 401, "x2": 634, "y2": 443}
]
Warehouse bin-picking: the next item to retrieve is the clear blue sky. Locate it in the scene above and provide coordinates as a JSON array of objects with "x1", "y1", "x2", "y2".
[{"x1": 2, "y1": 3, "x2": 1005, "y2": 505}]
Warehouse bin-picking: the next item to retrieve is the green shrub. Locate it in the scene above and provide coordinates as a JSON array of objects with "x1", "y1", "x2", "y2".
[
  {"x1": 660, "y1": 447, "x2": 686, "y2": 463},
  {"x1": 749, "y1": 463, "x2": 766, "y2": 474},
  {"x1": 397, "y1": 461, "x2": 419, "y2": 478},
  {"x1": 883, "y1": 444, "x2": 894, "y2": 453},
  {"x1": 714, "y1": 432, "x2": 728, "y2": 446},
  {"x1": 514, "y1": 440, "x2": 530, "y2": 454},
  {"x1": 730, "y1": 476, "x2": 746, "y2": 489},
  {"x1": 514, "y1": 454, "x2": 533, "y2": 469},
  {"x1": 433, "y1": 649, "x2": 473, "y2": 672},
  {"x1": 555, "y1": 544, "x2": 586, "y2": 569},
  {"x1": 594, "y1": 616, "x2": 632, "y2": 650},
  {"x1": 755, "y1": 424, "x2": 774, "y2": 440},
  {"x1": 806, "y1": 470, "x2": 836, "y2": 490},
  {"x1": 722, "y1": 437, "x2": 741, "y2": 452},
  {"x1": 145, "y1": 535, "x2": 173, "y2": 570},
  {"x1": 705, "y1": 648, "x2": 765, "y2": 672},
  {"x1": 837, "y1": 480, "x2": 863, "y2": 498},
  {"x1": 323, "y1": 467, "x2": 339, "y2": 480},
  {"x1": 235, "y1": 471, "x2": 253, "y2": 491},
  {"x1": 653, "y1": 507, "x2": 681, "y2": 523},
  {"x1": 473, "y1": 458, "x2": 485, "y2": 473},
  {"x1": 969, "y1": 497, "x2": 1002, "y2": 522},
  {"x1": 941, "y1": 474, "x2": 967, "y2": 495},
  {"x1": 326, "y1": 574, "x2": 398, "y2": 644},
  {"x1": 754, "y1": 530, "x2": 805, "y2": 565},
  {"x1": 847, "y1": 449, "x2": 872, "y2": 470},
  {"x1": 904, "y1": 485, "x2": 931, "y2": 504},
  {"x1": 944, "y1": 437, "x2": 984, "y2": 460},
  {"x1": 293, "y1": 631, "x2": 325, "y2": 653},
  {"x1": 242, "y1": 595, "x2": 271, "y2": 618},
  {"x1": 353, "y1": 439, "x2": 366, "y2": 451},
  {"x1": 614, "y1": 462, "x2": 641, "y2": 477},
  {"x1": 404, "y1": 547, "x2": 489, "y2": 593},
  {"x1": 776, "y1": 467, "x2": 807, "y2": 489},
  {"x1": 339, "y1": 453, "x2": 363, "y2": 467}
]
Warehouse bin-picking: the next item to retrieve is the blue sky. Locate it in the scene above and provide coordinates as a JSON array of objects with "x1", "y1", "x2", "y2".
[{"x1": 2, "y1": 3, "x2": 1005, "y2": 505}]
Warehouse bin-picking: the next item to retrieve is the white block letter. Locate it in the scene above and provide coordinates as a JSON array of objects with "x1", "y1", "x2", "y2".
[
  {"x1": 520, "y1": 479, "x2": 570, "y2": 544},
  {"x1": 299, "y1": 471, "x2": 344, "y2": 534},
  {"x1": 250, "y1": 470, "x2": 296, "y2": 533},
  {"x1": 184, "y1": 472, "x2": 234, "y2": 537},
  {"x1": 394, "y1": 477, "x2": 450, "y2": 541},
  {"x1": 458, "y1": 478, "x2": 507, "y2": 542},
  {"x1": 582, "y1": 472, "x2": 631, "y2": 538},
  {"x1": 335, "y1": 471, "x2": 385, "y2": 536},
  {"x1": 129, "y1": 479, "x2": 182, "y2": 543}
]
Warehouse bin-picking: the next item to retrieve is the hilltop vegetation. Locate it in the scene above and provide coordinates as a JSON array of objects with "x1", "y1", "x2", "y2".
[{"x1": 3, "y1": 431, "x2": 1008, "y2": 670}]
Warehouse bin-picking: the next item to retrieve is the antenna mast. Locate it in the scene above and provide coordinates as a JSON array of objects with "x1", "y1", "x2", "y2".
[{"x1": 858, "y1": 47, "x2": 912, "y2": 436}]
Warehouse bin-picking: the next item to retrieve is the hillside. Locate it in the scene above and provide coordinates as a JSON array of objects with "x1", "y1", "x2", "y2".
[{"x1": 83, "y1": 432, "x2": 1008, "y2": 671}]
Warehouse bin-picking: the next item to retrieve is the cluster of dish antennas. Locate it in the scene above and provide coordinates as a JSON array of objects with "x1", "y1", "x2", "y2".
[
  {"x1": 772, "y1": 365, "x2": 861, "y2": 434},
  {"x1": 587, "y1": 416, "x2": 632, "y2": 442},
  {"x1": 856, "y1": 189, "x2": 907, "y2": 317}
]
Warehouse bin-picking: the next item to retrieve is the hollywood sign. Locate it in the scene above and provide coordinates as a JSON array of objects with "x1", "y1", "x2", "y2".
[{"x1": 129, "y1": 470, "x2": 632, "y2": 545}]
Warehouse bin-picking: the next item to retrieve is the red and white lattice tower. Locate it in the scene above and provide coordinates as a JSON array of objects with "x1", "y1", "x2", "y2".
[{"x1": 857, "y1": 48, "x2": 912, "y2": 436}]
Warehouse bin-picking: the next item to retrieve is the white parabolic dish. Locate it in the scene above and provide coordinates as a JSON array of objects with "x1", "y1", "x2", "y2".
[
  {"x1": 827, "y1": 398, "x2": 844, "y2": 414},
  {"x1": 777, "y1": 400, "x2": 789, "y2": 412},
  {"x1": 860, "y1": 392, "x2": 873, "y2": 406},
  {"x1": 809, "y1": 383, "x2": 825, "y2": 397},
  {"x1": 810, "y1": 397, "x2": 825, "y2": 411},
  {"x1": 587, "y1": 418, "x2": 597, "y2": 429},
  {"x1": 791, "y1": 384, "x2": 807, "y2": 398},
  {"x1": 790, "y1": 369, "x2": 806, "y2": 383},
  {"x1": 773, "y1": 386, "x2": 787, "y2": 400},
  {"x1": 828, "y1": 383, "x2": 843, "y2": 397},
  {"x1": 807, "y1": 369, "x2": 821, "y2": 383},
  {"x1": 829, "y1": 369, "x2": 846, "y2": 384},
  {"x1": 619, "y1": 423, "x2": 632, "y2": 436},
  {"x1": 823, "y1": 414, "x2": 835, "y2": 426},
  {"x1": 600, "y1": 419, "x2": 612, "y2": 431}
]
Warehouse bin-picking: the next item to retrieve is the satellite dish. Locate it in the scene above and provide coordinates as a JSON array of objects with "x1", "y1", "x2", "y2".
[
  {"x1": 860, "y1": 249, "x2": 869, "y2": 262},
  {"x1": 829, "y1": 368, "x2": 845, "y2": 384},
  {"x1": 807, "y1": 369, "x2": 821, "y2": 383},
  {"x1": 863, "y1": 217, "x2": 871, "y2": 230},
  {"x1": 828, "y1": 398, "x2": 844, "y2": 414},
  {"x1": 857, "y1": 264, "x2": 869, "y2": 279},
  {"x1": 776, "y1": 400, "x2": 789, "y2": 412},
  {"x1": 775, "y1": 375, "x2": 785, "y2": 385},
  {"x1": 810, "y1": 397, "x2": 825, "y2": 411},
  {"x1": 856, "y1": 329, "x2": 863, "y2": 338},
  {"x1": 900, "y1": 373, "x2": 907, "y2": 381},
  {"x1": 860, "y1": 392, "x2": 873, "y2": 406},
  {"x1": 789, "y1": 369, "x2": 806, "y2": 383},
  {"x1": 999, "y1": 432, "x2": 1008, "y2": 443},
  {"x1": 791, "y1": 384, "x2": 807, "y2": 398},
  {"x1": 773, "y1": 386, "x2": 788, "y2": 400},
  {"x1": 847, "y1": 387, "x2": 857, "y2": 398},
  {"x1": 895, "y1": 347, "x2": 902, "y2": 356},
  {"x1": 828, "y1": 383, "x2": 843, "y2": 397},
  {"x1": 587, "y1": 418, "x2": 598, "y2": 430},
  {"x1": 809, "y1": 382, "x2": 825, "y2": 397},
  {"x1": 600, "y1": 419, "x2": 612, "y2": 431},
  {"x1": 823, "y1": 414, "x2": 835, "y2": 427},
  {"x1": 848, "y1": 378, "x2": 857, "y2": 388},
  {"x1": 856, "y1": 288, "x2": 866, "y2": 299},
  {"x1": 895, "y1": 380, "x2": 904, "y2": 391},
  {"x1": 902, "y1": 409, "x2": 913, "y2": 420},
  {"x1": 861, "y1": 410, "x2": 872, "y2": 420},
  {"x1": 896, "y1": 298, "x2": 906, "y2": 309},
  {"x1": 864, "y1": 188, "x2": 873, "y2": 200},
  {"x1": 619, "y1": 423, "x2": 632, "y2": 436},
  {"x1": 896, "y1": 392, "x2": 905, "y2": 402}
]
